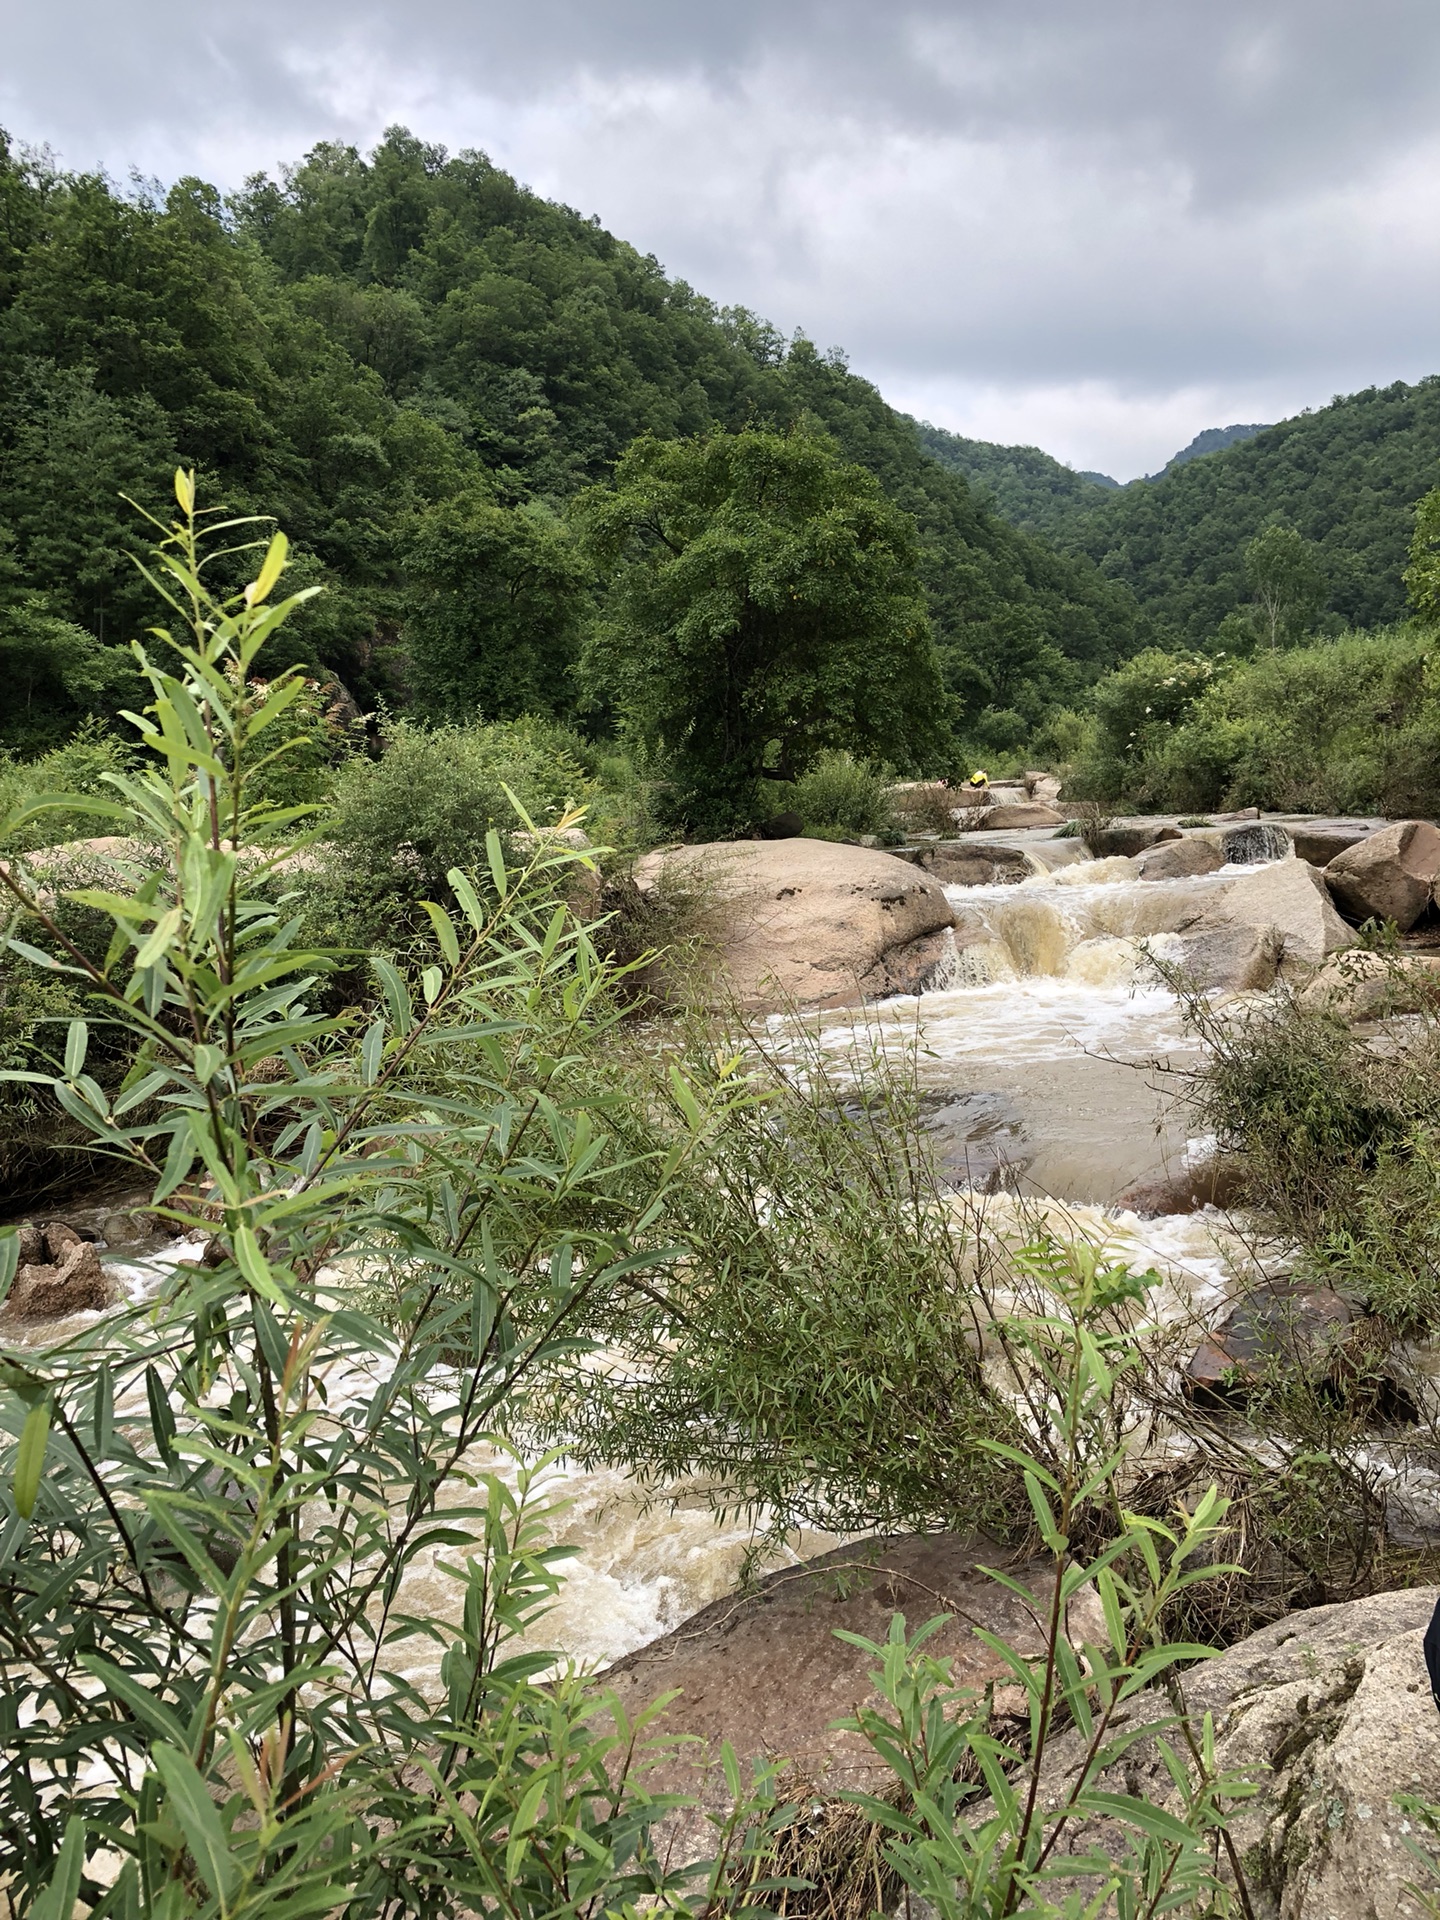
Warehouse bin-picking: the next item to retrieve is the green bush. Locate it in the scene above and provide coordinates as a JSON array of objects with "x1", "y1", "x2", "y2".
[
  {"x1": 791, "y1": 749, "x2": 895, "y2": 839},
  {"x1": 321, "y1": 715, "x2": 592, "y2": 920},
  {"x1": 1075, "y1": 626, "x2": 1440, "y2": 813},
  {"x1": 0, "y1": 720, "x2": 135, "y2": 853}
]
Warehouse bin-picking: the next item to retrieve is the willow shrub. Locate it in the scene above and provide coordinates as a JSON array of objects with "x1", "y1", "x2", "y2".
[
  {"x1": 0, "y1": 479, "x2": 788, "y2": 1918},
  {"x1": 0, "y1": 479, "x2": 1256, "y2": 1919}
]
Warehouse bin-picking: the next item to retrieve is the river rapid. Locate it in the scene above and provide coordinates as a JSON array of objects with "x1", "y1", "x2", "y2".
[{"x1": 44, "y1": 847, "x2": 1277, "y2": 1677}]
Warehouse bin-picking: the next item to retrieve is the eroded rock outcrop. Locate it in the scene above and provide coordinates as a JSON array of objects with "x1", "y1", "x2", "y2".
[
  {"x1": 1135, "y1": 837, "x2": 1225, "y2": 881},
  {"x1": 632, "y1": 839, "x2": 956, "y2": 1011},
  {"x1": 4, "y1": 1223, "x2": 110, "y2": 1319}
]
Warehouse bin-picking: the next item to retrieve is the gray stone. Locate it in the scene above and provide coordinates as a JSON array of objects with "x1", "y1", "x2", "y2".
[{"x1": 1026, "y1": 1587, "x2": 1440, "y2": 1920}]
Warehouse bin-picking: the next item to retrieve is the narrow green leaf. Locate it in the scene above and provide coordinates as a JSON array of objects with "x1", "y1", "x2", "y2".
[
  {"x1": 14, "y1": 1398, "x2": 51, "y2": 1518},
  {"x1": 421, "y1": 901, "x2": 460, "y2": 968},
  {"x1": 449, "y1": 868, "x2": 485, "y2": 930},
  {"x1": 362, "y1": 1018, "x2": 385, "y2": 1086},
  {"x1": 152, "y1": 1744, "x2": 240, "y2": 1906},
  {"x1": 30, "y1": 1815, "x2": 86, "y2": 1920},
  {"x1": 64, "y1": 1019, "x2": 89, "y2": 1078},
  {"x1": 484, "y1": 830, "x2": 507, "y2": 899},
  {"x1": 0, "y1": 1230, "x2": 17, "y2": 1306}
]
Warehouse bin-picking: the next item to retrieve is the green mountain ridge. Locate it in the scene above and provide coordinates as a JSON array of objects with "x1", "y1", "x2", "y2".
[
  {"x1": 0, "y1": 124, "x2": 1140, "y2": 755},
  {"x1": 920, "y1": 383, "x2": 1440, "y2": 645}
]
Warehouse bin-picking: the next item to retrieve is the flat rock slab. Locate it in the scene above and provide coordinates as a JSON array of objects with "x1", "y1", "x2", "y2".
[{"x1": 602, "y1": 1534, "x2": 1052, "y2": 1813}]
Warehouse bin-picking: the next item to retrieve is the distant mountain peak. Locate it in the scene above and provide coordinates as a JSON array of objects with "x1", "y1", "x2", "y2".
[
  {"x1": 1078, "y1": 469, "x2": 1120, "y2": 489},
  {"x1": 1152, "y1": 423, "x2": 1271, "y2": 477}
]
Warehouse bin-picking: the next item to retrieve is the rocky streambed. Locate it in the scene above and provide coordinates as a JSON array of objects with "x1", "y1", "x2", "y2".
[{"x1": 12, "y1": 807, "x2": 1440, "y2": 1913}]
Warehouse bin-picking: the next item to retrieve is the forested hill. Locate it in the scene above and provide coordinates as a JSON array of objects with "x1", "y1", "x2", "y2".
[
  {"x1": 0, "y1": 124, "x2": 1139, "y2": 752},
  {"x1": 915, "y1": 423, "x2": 1116, "y2": 539},
  {"x1": 920, "y1": 382, "x2": 1440, "y2": 647}
]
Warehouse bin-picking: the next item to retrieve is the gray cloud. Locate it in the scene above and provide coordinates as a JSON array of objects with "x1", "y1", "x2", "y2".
[{"x1": 4, "y1": 2, "x2": 1439, "y2": 476}]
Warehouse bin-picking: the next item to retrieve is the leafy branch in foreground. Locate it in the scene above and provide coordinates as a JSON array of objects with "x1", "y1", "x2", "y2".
[
  {"x1": 839, "y1": 1239, "x2": 1258, "y2": 1920},
  {"x1": 0, "y1": 475, "x2": 782, "y2": 1918}
]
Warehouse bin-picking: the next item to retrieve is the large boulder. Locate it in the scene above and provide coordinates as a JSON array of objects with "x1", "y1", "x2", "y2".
[
  {"x1": 1030, "y1": 1587, "x2": 1440, "y2": 1920},
  {"x1": 1087, "y1": 822, "x2": 1183, "y2": 858},
  {"x1": 631, "y1": 839, "x2": 956, "y2": 1011},
  {"x1": 1292, "y1": 822, "x2": 1377, "y2": 868},
  {"x1": 1164, "y1": 923, "x2": 1283, "y2": 992},
  {"x1": 1136, "y1": 837, "x2": 1225, "y2": 881},
  {"x1": 1325, "y1": 820, "x2": 1440, "y2": 931},
  {"x1": 1192, "y1": 857, "x2": 1356, "y2": 971},
  {"x1": 964, "y1": 803, "x2": 1066, "y2": 831},
  {"x1": 602, "y1": 1533, "x2": 1069, "y2": 1864}
]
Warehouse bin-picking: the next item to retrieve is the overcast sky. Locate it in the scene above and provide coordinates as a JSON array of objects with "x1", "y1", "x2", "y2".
[{"x1": 5, "y1": 1, "x2": 1440, "y2": 480}]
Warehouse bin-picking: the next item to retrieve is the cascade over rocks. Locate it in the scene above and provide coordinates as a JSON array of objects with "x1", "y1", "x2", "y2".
[
  {"x1": 632, "y1": 838, "x2": 955, "y2": 1011},
  {"x1": 1325, "y1": 820, "x2": 1440, "y2": 932}
]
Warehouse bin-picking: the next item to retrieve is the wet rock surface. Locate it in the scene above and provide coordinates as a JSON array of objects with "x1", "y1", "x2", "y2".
[
  {"x1": 897, "y1": 842, "x2": 1039, "y2": 886},
  {"x1": 1187, "y1": 1277, "x2": 1356, "y2": 1401},
  {"x1": 1117, "y1": 1155, "x2": 1249, "y2": 1218}
]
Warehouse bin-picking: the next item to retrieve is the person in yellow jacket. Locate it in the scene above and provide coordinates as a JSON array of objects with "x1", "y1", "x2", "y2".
[{"x1": 967, "y1": 769, "x2": 990, "y2": 791}]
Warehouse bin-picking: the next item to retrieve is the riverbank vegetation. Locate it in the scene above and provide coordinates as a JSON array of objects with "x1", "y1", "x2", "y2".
[{"x1": 0, "y1": 487, "x2": 1271, "y2": 1919}]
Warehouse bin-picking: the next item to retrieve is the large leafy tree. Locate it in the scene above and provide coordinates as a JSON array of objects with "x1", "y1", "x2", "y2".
[
  {"x1": 575, "y1": 426, "x2": 949, "y2": 834},
  {"x1": 402, "y1": 491, "x2": 589, "y2": 719}
]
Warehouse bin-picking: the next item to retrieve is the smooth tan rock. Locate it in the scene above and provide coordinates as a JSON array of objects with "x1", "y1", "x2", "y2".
[
  {"x1": 1193, "y1": 856, "x2": 1356, "y2": 971},
  {"x1": 1027, "y1": 1586, "x2": 1440, "y2": 1920},
  {"x1": 964, "y1": 803, "x2": 1066, "y2": 831},
  {"x1": 1135, "y1": 837, "x2": 1225, "y2": 881},
  {"x1": 631, "y1": 839, "x2": 956, "y2": 1011},
  {"x1": 1325, "y1": 820, "x2": 1440, "y2": 931},
  {"x1": 1299, "y1": 949, "x2": 1440, "y2": 1020}
]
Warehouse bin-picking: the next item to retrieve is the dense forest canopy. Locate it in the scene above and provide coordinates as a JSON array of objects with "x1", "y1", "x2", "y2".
[
  {"x1": 922, "y1": 382, "x2": 1440, "y2": 649},
  {"x1": 0, "y1": 123, "x2": 1141, "y2": 762}
]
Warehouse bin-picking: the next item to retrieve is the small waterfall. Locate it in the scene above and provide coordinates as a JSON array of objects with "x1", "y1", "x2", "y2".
[{"x1": 939, "y1": 857, "x2": 1226, "y2": 986}]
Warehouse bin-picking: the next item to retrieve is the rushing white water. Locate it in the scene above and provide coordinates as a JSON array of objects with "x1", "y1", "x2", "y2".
[{"x1": 41, "y1": 847, "x2": 1275, "y2": 1674}]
